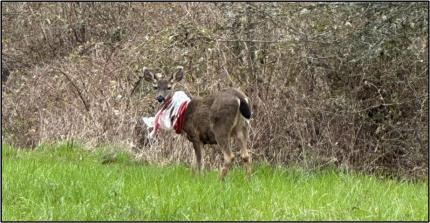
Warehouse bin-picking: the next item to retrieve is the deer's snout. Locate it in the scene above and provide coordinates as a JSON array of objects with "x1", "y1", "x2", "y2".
[{"x1": 156, "y1": 95, "x2": 165, "y2": 103}]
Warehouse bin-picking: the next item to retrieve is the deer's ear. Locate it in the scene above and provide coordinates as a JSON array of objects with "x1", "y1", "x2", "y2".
[
  {"x1": 143, "y1": 67, "x2": 156, "y2": 83},
  {"x1": 171, "y1": 66, "x2": 184, "y2": 83}
]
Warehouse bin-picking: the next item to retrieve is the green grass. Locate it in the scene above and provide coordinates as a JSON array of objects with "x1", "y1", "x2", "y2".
[{"x1": 2, "y1": 142, "x2": 428, "y2": 221}]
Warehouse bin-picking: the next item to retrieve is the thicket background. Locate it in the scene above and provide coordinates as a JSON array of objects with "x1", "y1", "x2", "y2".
[{"x1": 2, "y1": 2, "x2": 428, "y2": 179}]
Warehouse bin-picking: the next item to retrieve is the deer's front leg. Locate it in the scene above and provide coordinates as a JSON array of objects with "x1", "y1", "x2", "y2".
[{"x1": 192, "y1": 141, "x2": 203, "y2": 173}]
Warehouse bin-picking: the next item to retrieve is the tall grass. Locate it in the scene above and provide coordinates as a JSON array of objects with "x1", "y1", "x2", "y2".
[{"x1": 2, "y1": 143, "x2": 428, "y2": 221}]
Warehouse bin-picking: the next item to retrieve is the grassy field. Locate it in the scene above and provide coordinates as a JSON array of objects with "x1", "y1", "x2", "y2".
[{"x1": 2, "y1": 142, "x2": 428, "y2": 221}]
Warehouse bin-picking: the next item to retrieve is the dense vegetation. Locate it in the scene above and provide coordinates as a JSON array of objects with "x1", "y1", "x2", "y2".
[
  {"x1": 2, "y1": 142, "x2": 428, "y2": 221},
  {"x1": 1, "y1": 2, "x2": 428, "y2": 178}
]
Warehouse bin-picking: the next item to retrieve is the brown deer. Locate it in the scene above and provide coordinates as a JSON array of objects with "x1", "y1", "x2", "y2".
[{"x1": 138, "y1": 66, "x2": 252, "y2": 180}]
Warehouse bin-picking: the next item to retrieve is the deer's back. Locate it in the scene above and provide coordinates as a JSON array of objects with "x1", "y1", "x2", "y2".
[{"x1": 182, "y1": 88, "x2": 247, "y2": 145}]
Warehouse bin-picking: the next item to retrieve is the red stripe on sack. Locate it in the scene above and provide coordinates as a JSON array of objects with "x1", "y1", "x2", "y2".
[{"x1": 173, "y1": 101, "x2": 189, "y2": 134}]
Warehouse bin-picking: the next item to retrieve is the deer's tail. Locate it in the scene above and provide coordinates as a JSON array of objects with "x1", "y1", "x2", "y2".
[
  {"x1": 229, "y1": 88, "x2": 251, "y2": 119},
  {"x1": 239, "y1": 98, "x2": 251, "y2": 119}
]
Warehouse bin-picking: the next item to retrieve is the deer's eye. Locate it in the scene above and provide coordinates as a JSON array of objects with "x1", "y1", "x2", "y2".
[
  {"x1": 167, "y1": 87, "x2": 172, "y2": 90},
  {"x1": 153, "y1": 86, "x2": 158, "y2": 90}
]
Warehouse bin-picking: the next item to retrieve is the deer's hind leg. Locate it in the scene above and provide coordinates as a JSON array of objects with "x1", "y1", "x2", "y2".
[
  {"x1": 236, "y1": 125, "x2": 252, "y2": 179},
  {"x1": 212, "y1": 111, "x2": 237, "y2": 181},
  {"x1": 216, "y1": 135, "x2": 234, "y2": 181}
]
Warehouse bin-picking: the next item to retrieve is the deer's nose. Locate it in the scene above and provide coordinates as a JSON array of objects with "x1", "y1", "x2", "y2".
[{"x1": 156, "y1": 95, "x2": 165, "y2": 103}]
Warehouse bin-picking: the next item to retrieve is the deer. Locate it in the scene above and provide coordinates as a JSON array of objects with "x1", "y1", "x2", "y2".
[{"x1": 136, "y1": 66, "x2": 252, "y2": 181}]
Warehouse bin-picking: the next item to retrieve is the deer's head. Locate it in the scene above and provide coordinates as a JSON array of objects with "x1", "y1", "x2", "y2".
[{"x1": 142, "y1": 66, "x2": 184, "y2": 103}]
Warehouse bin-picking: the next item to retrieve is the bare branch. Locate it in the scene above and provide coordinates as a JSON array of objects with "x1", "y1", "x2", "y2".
[{"x1": 56, "y1": 68, "x2": 90, "y2": 112}]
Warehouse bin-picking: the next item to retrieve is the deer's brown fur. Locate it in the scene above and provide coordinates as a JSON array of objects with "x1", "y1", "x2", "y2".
[{"x1": 140, "y1": 66, "x2": 252, "y2": 180}]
